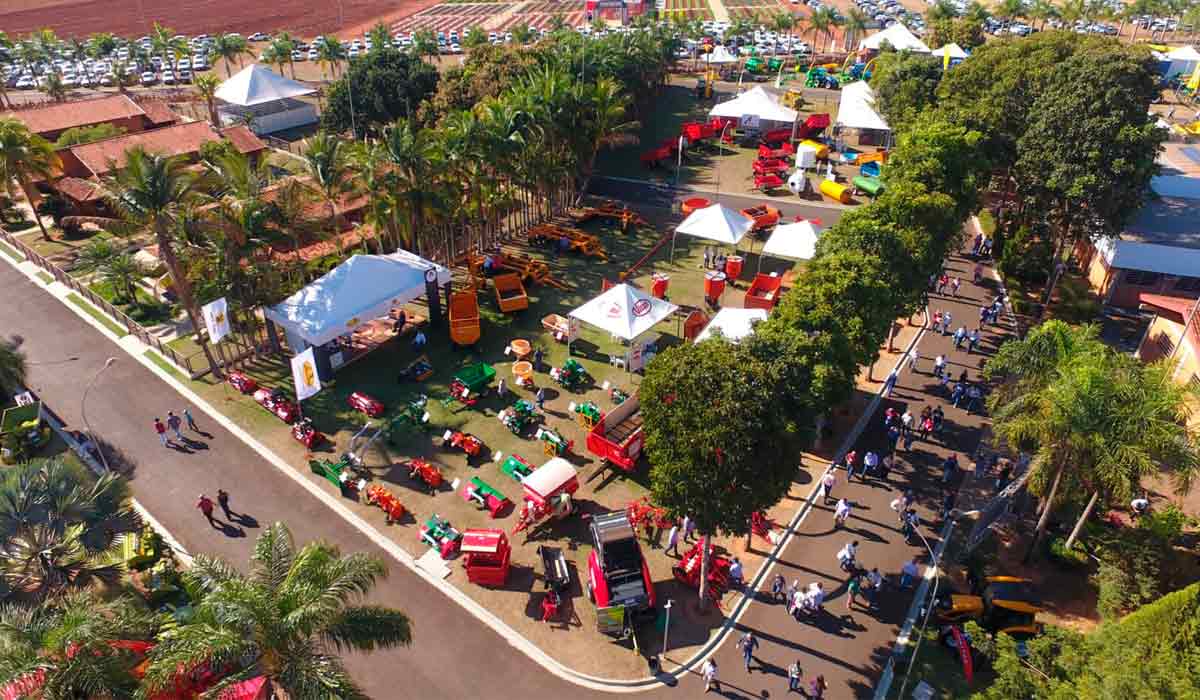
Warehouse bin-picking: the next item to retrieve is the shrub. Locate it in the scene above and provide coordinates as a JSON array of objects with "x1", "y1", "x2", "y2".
[
  {"x1": 1093, "y1": 528, "x2": 1168, "y2": 619},
  {"x1": 998, "y1": 224, "x2": 1052, "y2": 286},
  {"x1": 1047, "y1": 535, "x2": 1089, "y2": 569},
  {"x1": 1138, "y1": 503, "x2": 1188, "y2": 543}
]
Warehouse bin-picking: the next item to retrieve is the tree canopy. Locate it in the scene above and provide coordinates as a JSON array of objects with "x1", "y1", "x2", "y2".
[
  {"x1": 869, "y1": 51, "x2": 944, "y2": 131},
  {"x1": 321, "y1": 47, "x2": 440, "y2": 137}
]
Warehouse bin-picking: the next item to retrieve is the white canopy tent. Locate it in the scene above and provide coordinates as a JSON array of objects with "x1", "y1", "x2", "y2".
[
  {"x1": 709, "y1": 86, "x2": 798, "y2": 123},
  {"x1": 762, "y1": 220, "x2": 821, "y2": 261},
  {"x1": 835, "y1": 80, "x2": 891, "y2": 148},
  {"x1": 265, "y1": 251, "x2": 451, "y2": 349},
  {"x1": 695, "y1": 307, "x2": 768, "y2": 344},
  {"x1": 1166, "y1": 45, "x2": 1200, "y2": 78},
  {"x1": 931, "y1": 43, "x2": 968, "y2": 60},
  {"x1": 215, "y1": 64, "x2": 318, "y2": 135},
  {"x1": 568, "y1": 283, "x2": 678, "y2": 342},
  {"x1": 704, "y1": 45, "x2": 740, "y2": 65},
  {"x1": 859, "y1": 23, "x2": 931, "y2": 53},
  {"x1": 671, "y1": 203, "x2": 754, "y2": 261}
]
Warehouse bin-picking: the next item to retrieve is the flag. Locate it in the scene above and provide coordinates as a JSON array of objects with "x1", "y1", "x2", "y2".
[
  {"x1": 291, "y1": 347, "x2": 321, "y2": 401},
  {"x1": 943, "y1": 48, "x2": 950, "y2": 71},
  {"x1": 201, "y1": 298, "x2": 231, "y2": 343},
  {"x1": 1189, "y1": 61, "x2": 1200, "y2": 93}
]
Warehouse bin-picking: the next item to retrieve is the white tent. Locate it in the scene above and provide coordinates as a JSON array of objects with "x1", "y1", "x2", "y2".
[
  {"x1": 762, "y1": 220, "x2": 821, "y2": 260},
  {"x1": 931, "y1": 43, "x2": 968, "y2": 59},
  {"x1": 704, "y1": 45, "x2": 740, "y2": 65},
  {"x1": 859, "y1": 23, "x2": 931, "y2": 53},
  {"x1": 568, "y1": 283, "x2": 678, "y2": 341},
  {"x1": 695, "y1": 307, "x2": 768, "y2": 344},
  {"x1": 709, "y1": 86, "x2": 798, "y2": 123},
  {"x1": 675, "y1": 203, "x2": 754, "y2": 245},
  {"x1": 1166, "y1": 45, "x2": 1200, "y2": 77},
  {"x1": 215, "y1": 64, "x2": 315, "y2": 106},
  {"x1": 265, "y1": 251, "x2": 450, "y2": 347},
  {"x1": 835, "y1": 81, "x2": 890, "y2": 132}
]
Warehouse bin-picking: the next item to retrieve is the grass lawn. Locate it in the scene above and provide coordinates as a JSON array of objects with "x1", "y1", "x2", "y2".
[
  {"x1": 177, "y1": 205, "x2": 814, "y2": 678},
  {"x1": 0, "y1": 240, "x2": 21, "y2": 262},
  {"x1": 66, "y1": 292, "x2": 127, "y2": 337},
  {"x1": 88, "y1": 278, "x2": 176, "y2": 326},
  {"x1": 145, "y1": 349, "x2": 188, "y2": 382},
  {"x1": 14, "y1": 227, "x2": 116, "y2": 263},
  {"x1": 35, "y1": 271, "x2": 53, "y2": 285}
]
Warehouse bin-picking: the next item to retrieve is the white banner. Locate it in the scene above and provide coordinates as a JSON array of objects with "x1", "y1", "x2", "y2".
[
  {"x1": 201, "y1": 297, "x2": 231, "y2": 343},
  {"x1": 290, "y1": 346, "x2": 321, "y2": 401}
]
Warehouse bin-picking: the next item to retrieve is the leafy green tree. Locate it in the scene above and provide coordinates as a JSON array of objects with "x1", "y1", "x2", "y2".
[
  {"x1": 149, "y1": 22, "x2": 187, "y2": 72},
  {"x1": 884, "y1": 119, "x2": 988, "y2": 223},
  {"x1": 463, "y1": 25, "x2": 488, "y2": 49},
  {"x1": 320, "y1": 46, "x2": 439, "y2": 137},
  {"x1": 927, "y1": 17, "x2": 987, "y2": 49},
  {"x1": 53, "y1": 123, "x2": 126, "y2": 148},
  {"x1": 0, "y1": 117, "x2": 59, "y2": 241},
  {"x1": 39, "y1": 71, "x2": 66, "y2": 103},
  {"x1": 301, "y1": 132, "x2": 355, "y2": 252},
  {"x1": 209, "y1": 32, "x2": 252, "y2": 77},
  {"x1": 141, "y1": 523, "x2": 413, "y2": 698},
  {"x1": 868, "y1": 51, "x2": 944, "y2": 131},
  {"x1": 193, "y1": 73, "x2": 221, "y2": 127},
  {"x1": 642, "y1": 341, "x2": 798, "y2": 604},
  {"x1": 411, "y1": 29, "x2": 439, "y2": 64},
  {"x1": 87, "y1": 32, "x2": 118, "y2": 58},
  {"x1": 511, "y1": 24, "x2": 536, "y2": 44},
  {"x1": 367, "y1": 22, "x2": 392, "y2": 54},
  {"x1": 0, "y1": 335, "x2": 25, "y2": 397},
  {"x1": 315, "y1": 33, "x2": 347, "y2": 79}
]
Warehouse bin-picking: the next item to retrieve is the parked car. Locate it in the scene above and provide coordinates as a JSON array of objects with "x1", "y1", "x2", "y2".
[
  {"x1": 140, "y1": 71, "x2": 156, "y2": 86},
  {"x1": 248, "y1": 32, "x2": 269, "y2": 41},
  {"x1": 162, "y1": 71, "x2": 176, "y2": 85}
]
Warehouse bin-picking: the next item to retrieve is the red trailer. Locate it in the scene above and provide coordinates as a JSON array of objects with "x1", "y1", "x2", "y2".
[
  {"x1": 762, "y1": 127, "x2": 794, "y2": 144},
  {"x1": 744, "y1": 273, "x2": 784, "y2": 310},
  {"x1": 753, "y1": 158, "x2": 789, "y2": 176},
  {"x1": 754, "y1": 173, "x2": 785, "y2": 192},
  {"x1": 797, "y1": 113, "x2": 831, "y2": 140},
  {"x1": 757, "y1": 143, "x2": 794, "y2": 160},
  {"x1": 585, "y1": 393, "x2": 644, "y2": 472},
  {"x1": 462, "y1": 529, "x2": 511, "y2": 587}
]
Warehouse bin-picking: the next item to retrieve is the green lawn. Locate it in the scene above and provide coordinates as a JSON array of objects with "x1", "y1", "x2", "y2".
[
  {"x1": 0, "y1": 240, "x2": 22, "y2": 262},
  {"x1": 35, "y1": 271, "x2": 53, "y2": 285},
  {"x1": 14, "y1": 227, "x2": 117, "y2": 263},
  {"x1": 88, "y1": 278, "x2": 176, "y2": 326},
  {"x1": 144, "y1": 349, "x2": 188, "y2": 382},
  {"x1": 66, "y1": 292, "x2": 127, "y2": 337}
]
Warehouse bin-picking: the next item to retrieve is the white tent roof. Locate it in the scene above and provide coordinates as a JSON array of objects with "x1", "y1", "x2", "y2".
[
  {"x1": 931, "y1": 42, "x2": 968, "y2": 59},
  {"x1": 264, "y1": 251, "x2": 450, "y2": 346},
  {"x1": 521, "y1": 457, "x2": 578, "y2": 498},
  {"x1": 695, "y1": 307, "x2": 768, "y2": 344},
  {"x1": 1167, "y1": 45, "x2": 1200, "y2": 61},
  {"x1": 215, "y1": 64, "x2": 316, "y2": 107},
  {"x1": 762, "y1": 220, "x2": 821, "y2": 260},
  {"x1": 860, "y1": 23, "x2": 931, "y2": 52},
  {"x1": 705, "y1": 45, "x2": 739, "y2": 65},
  {"x1": 675, "y1": 203, "x2": 754, "y2": 245},
  {"x1": 709, "y1": 86, "x2": 798, "y2": 123},
  {"x1": 835, "y1": 81, "x2": 890, "y2": 132},
  {"x1": 568, "y1": 283, "x2": 678, "y2": 341}
]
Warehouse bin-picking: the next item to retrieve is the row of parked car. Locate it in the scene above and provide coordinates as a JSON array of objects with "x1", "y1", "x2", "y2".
[
  {"x1": 3, "y1": 32, "x2": 215, "y2": 91},
  {"x1": 858, "y1": 0, "x2": 925, "y2": 34}
]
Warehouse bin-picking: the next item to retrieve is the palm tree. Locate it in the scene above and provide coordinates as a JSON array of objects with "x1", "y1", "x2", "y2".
[
  {"x1": 1026, "y1": 0, "x2": 1059, "y2": 30},
  {"x1": 412, "y1": 29, "x2": 439, "y2": 65},
  {"x1": 0, "y1": 457, "x2": 140, "y2": 599},
  {"x1": 64, "y1": 149, "x2": 224, "y2": 378},
  {"x1": 87, "y1": 32, "x2": 117, "y2": 59},
  {"x1": 802, "y1": 9, "x2": 831, "y2": 54},
  {"x1": 141, "y1": 523, "x2": 413, "y2": 699},
  {"x1": 351, "y1": 143, "x2": 403, "y2": 252},
  {"x1": 842, "y1": 8, "x2": 869, "y2": 51},
  {"x1": 579, "y1": 77, "x2": 638, "y2": 196},
  {"x1": 208, "y1": 32, "x2": 252, "y2": 77},
  {"x1": 998, "y1": 0, "x2": 1026, "y2": 25},
  {"x1": 75, "y1": 239, "x2": 145, "y2": 303},
  {"x1": 149, "y1": 22, "x2": 187, "y2": 73},
  {"x1": 39, "y1": 71, "x2": 67, "y2": 103},
  {"x1": 380, "y1": 119, "x2": 442, "y2": 255},
  {"x1": 301, "y1": 132, "x2": 354, "y2": 253},
  {"x1": 464, "y1": 25, "x2": 489, "y2": 49},
  {"x1": 0, "y1": 592, "x2": 158, "y2": 697},
  {"x1": 0, "y1": 335, "x2": 25, "y2": 396},
  {"x1": 0, "y1": 118, "x2": 59, "y2": 241},
  {"x1": 193, "y1": 73, "x2": 221, "y2": 127},
  {"x1": 964, "y1": 0, "x2": 992, "y2": 24},
  {"x1": 315, "y1": 34, "x2": 347, "y2": 80},
  {"x1": 368, "y1": 22, "x2": 391, "y2": 53},
  {"x1": 511, "y1": 24, "x2": 536, "y2": 44},
  {"x1": 269, "y1": 32, "x2": 299, "y2": 78}
]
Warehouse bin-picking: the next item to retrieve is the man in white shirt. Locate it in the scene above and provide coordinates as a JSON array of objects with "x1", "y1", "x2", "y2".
[
  {"x1": 837, "y1": 541, "x2": 858, "y2": 572},
  {"x1": 866, "y1": 567, "x2": 884, "y2": 605},
  {"x1": 901, "y1": 409, "x2": 914, "y2": 434},
  {"x1": 729, "y1": 557, "x2": 744, "y2": 587},
  {"x1": 862, "y1": 451, "x2": 879, "y2": 479},
  {"x1": 933, "y1": 354, "x2": 946, "y2": 378},
  {"x1": 834, "y1": 498, "x2": 852, "y2": 527},
  {"x1": 805, "y1": 582, "x2": 825, "y2": 612},
  {"x1": 821, "y1": 470, "x2": 837, "y2": 505}
]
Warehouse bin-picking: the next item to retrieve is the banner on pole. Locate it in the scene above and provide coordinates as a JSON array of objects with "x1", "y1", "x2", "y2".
[
  {"x1": 291, "y1": 347, "x2": 321, "y2": 401},
  {"x1": 201, "y1": 297, "x2": 231, "y2": 343}
]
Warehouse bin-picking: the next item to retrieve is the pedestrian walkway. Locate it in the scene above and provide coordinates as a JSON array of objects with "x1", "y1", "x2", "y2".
[{"x1": 690, "y1": 236, "x2": 1014, "y2": 698}]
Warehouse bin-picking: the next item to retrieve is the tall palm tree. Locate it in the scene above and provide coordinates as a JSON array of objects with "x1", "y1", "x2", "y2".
[
  {"x1": 149, "y1": 22, "x2": 187, "y2": 73},
  {"x1": 0, "y1": 118, "x2": 59, "y2": 241},
  {"x1": 803, "y1": 9, "x2": 832, "y2": 54},
  {"x1": 380, "y1": 119, "x2": 443, "y2": 255},
  {"x1": 842, "y1": 8, "x2": 869, "y2": 51},
  {"x1": 64, "y1": 149, "x2": 224, "y2": 378},
  {"x1": 0, "y1": 592, "x2": 159, "y2": 698},
  {"x1": 578, "y1": 77, "x2": 638, "y2": 196},
  {"x1": 998, "y1": 0, "x2": 1027, "y2": 25},
  {"x1": 301, "y1": 132, "x2": 354, "y2": 253},
  {"x1": 412, "y1": 29, "x2": 439, "y2": 65},
  {"x1": 39, "y1": 71, "x2": 67, "y2": 103},
  {"x1": 351, "y1": 142, "x2": 403, "y2": 252},
  {"x1": 141, "y1": 523, "x2": 413, "y2": 699},
  {"x1": 208, "y1": 32, "x2": 252, "y2": 77},
  {"x1": 193, "y1": 73, "x2": 221, "y2": 126},
  {"x1": 269, "y1": 32, "x2": 299, "y2": 78},
  {"x1": 0, "y1": 335, "x2": 25, "y2": 396},
  {"x1": 315, "y1": 34, "x2": 347, "y2": 80},
  {"x1": 368, "y1": 22, "x2": 391, "y2": 53}
]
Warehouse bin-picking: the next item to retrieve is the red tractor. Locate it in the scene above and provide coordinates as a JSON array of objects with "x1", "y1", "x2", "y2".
[
  {"x1": 227, "y1": 370, "x2": 258, "y2": 394},
  {"x1": 443, "y1": 429, "x2": 484, "y2": 458},
  {"x1": 347, "y1": 391, "x2": 385, "y2": 418},
  {"x1": 252, "y1": 388, "x2": 298, "y2": 424},
  {"x1": 586, "y1": 512, "x2": 656, "y2": 623}
]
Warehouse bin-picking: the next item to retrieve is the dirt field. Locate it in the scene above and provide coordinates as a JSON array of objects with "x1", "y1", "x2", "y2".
[{"x1": 0, "y1": 0, "x2": 438, "y2": 40}]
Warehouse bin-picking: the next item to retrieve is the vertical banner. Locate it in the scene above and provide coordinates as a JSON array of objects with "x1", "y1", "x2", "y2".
[
  {"x1": 291, "y1": 346, "x2": 321, "y2": 401},
  {"x1": 201, "y1": 297, "x2": 231, "y2": 343}
]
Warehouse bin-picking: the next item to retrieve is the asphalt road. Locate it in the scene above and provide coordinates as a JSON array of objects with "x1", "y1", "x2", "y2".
[{"x1": 0, "y1": 234, "x2": 1006, "y2": 698}]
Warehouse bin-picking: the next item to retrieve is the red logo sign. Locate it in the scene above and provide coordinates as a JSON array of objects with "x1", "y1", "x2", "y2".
[
  {"x1": 632, "y1": 299, "x2": 652, "y2": 317},
  {"x1": 605, "y1": 303, "x2": 623, "y2": 318}
]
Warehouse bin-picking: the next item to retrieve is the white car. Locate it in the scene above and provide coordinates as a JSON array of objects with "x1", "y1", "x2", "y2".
[
  {"x1": 308, "y1": 49, "x2": 319, "y2": 60},
  {"x1": 348, "y1": 47, "x2": 360, "y2": 58},
  {"x1": 248, "y1": 32, "x2": 269, "y2": 41},
  {"x1": 162, "y1": 71, "x2": 176, "y2": 85},
  {"x1": 177, "y1": 58, "x2": 190, "y2": 70},
  {"x1": 100, "y1": 73, "x2": 115, "y2": 86},
  {"x1": 291, "y1": 50, "x2": 305, "y2": 61},
  {"x1": 140, "y1": 71, "x2": 156, "y2": 86},
  {"x1": 178, "y1": 69, "x2": 192, "y2": 82},
  {"x1": 450, "y1": 43, "x2": 462, "y2": 53},
  {"x1": 15, "y1": 76, "x2": 33, "y2": 89}
]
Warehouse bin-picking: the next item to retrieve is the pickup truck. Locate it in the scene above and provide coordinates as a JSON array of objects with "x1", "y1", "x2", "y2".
[
  {"x1": 584, "y1": 393, "x2": 644, "y2": 472},
  {"x1": 587, "y1": 512, "x2": 656, "y2": 620}
]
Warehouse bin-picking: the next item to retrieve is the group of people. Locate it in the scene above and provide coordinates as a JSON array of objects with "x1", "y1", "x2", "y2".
[
  {"x1": 701, "y1": 641, "x2": 829, "y2": 697},
  {"x1": 701, "y1": 246, "x2": 729, "y2": 274},
  {"x1": 152, "y1": 408, "x2": 201, "y2": 448}
]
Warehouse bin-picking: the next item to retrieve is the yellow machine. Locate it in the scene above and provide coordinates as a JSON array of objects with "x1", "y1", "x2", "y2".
[{"x1": 934, "y1": 576, "x2": 1044, "y2": 638}]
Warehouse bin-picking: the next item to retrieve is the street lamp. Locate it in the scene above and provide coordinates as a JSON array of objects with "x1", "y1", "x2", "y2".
[
  {"x1": 896, "y1": 509, "x2": 981, "y2": 699},
  {"x1": 81, "y1": 357, "x2": 116, "y2": 473}
]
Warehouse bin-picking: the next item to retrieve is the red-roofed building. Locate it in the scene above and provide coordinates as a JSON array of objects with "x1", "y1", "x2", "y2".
[{"x1": 2, "y1": 94, "x2": 176, "y2": 141}]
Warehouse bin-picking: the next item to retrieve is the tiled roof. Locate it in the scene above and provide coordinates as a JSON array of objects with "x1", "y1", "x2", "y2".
[
  {"x1": 54, "y1": 176, "x2": 104, "y2": 202},
  {"x1": 68, "y1": 121, "x2": 224, "y2": 177},
  {"x1": 218, "y1": 125, "x2": 267, "y2": 155},
  {"x1": 3, "y1": 95, "x2": 145, "y2": 136},
  {"x1": 136, "y1": 100, "x2": 178, "y2": 126}
]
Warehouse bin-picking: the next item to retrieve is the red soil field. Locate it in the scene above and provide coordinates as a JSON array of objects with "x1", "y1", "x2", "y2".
[{"x1": 0, "y1": 0, "x2": 439, "y2": 40}]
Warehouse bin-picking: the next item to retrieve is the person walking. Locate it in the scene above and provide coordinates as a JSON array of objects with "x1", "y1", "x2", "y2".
[
  {"x1": 933, "y1": 354, "x2": 946, "y2": 378},
  {"x1": 883, "y1": 369, "x2": 898, "y2": 397},
  {"x1": 900, "y1": 558, "x2": 920, "y2": 589},
  {"x1": 809, "y1": 675, "x2": 828, "y2": 699},
  {"x1": 729, "y1": 557, "x2": 744, "y2": 588},
  {"x1": 154, "y1": 418, "x2": 168, "y2": 447},
  {"x1": 971, "y1": 233, "x2": 982, "y2": 256},
  {"x1": 533, "y1": 347, "x2": 544, "y2": 372},
  {"x1": 866, "y1": 567, "x2": 884, "y2": 606},
  {"x1": 978, "y1": 305, "x2": 989, "y2": 327},
  {"x1": 497, "y1": 377, "x2": 507, "y2": 398},
  {"x1": 217, "y1": 488, "x2": 232, "y2": 519},
  {"x1": 837, "y1": 541, "x2": 858, "y2": 573},
  {"x1": 183, "y1": 407, "x2": 200, "y2": 433},
  {"x1": 788, "y1": 660, "x2": 803, "y2": 693},
  {"x1": 900, "y1": 408, "x2": 913, "y2": 436},
  {"x1": 908, "y1": 348, "x2": 920, "y2": 373},
  {"x1": 834, "y1": 498, "x2": 852, "y2": 528},
  {"x1": 953, "y1": 325, "x2": 966, "y2": 349},
  {"x1": 166, "y1": 411, "x2": 183, "y2": 441},
  {"x1": 967, "y1": 329, "x2": 980, "y2": 354},
  {"x1": 846, "y1": 572, "x2": 863, "y2": 610},
  {"x1": 951, "y1": 381, "x2": 966, "y2": 407},
  {"x1": 950, "y1": 277, "x2": 961, "y2": 297},
  {"x1": 683, "y1": 514, "x2": 695, "y2": 543},
  {"x1": 702, "y1": 659, "x2": 719, "y2": 692},
  {"x1": 941, "y1": 311, "x2": 952, "y2": 335},
  {"x1": 665, "y1": 523, "x2": 681, "y2": 557},
  {"x1": 821, "y1": 470, "x2": 837, "y2": 506},
  {"x1": 772, "y1": 573, "x2": 787, "y2": 602},
  {"x1": 902, "y1": 508, "x2": 920, "y2": 543},
  {"x1": 196, "y1": 494, "x2": 216, "y2": 526},
  {"x1": 737, "y1": 631, "x2": 759, "y2": 672},
  {"x1": 966, "y1": 384, "x2": 983, "y2": 414},
  {"x1": 535, "y1": 387, "x2": 546, "y2": 410},
  {"x1": 973, "y1": 262, "x2": 984, "y2": 283}
]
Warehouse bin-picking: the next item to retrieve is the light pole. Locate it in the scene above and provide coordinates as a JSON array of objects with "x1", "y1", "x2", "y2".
[
  {"x1": 661, "y1": 598, "x2": 674, "y2": 659},
  {"x1": 81, "y1": 357, "x2": 116, "y2": 473},
  {"x1": 897, "y1": 509, "x2": 980, "y2": 699}
]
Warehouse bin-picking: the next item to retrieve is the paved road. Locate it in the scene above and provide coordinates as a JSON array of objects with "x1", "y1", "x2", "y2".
[
  {"x1": 0, "y1": 233, "x2": 1007, "y2": 698},
  {"x1": 590, "y1": 176, "x2": 848, "y2": 225}
]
